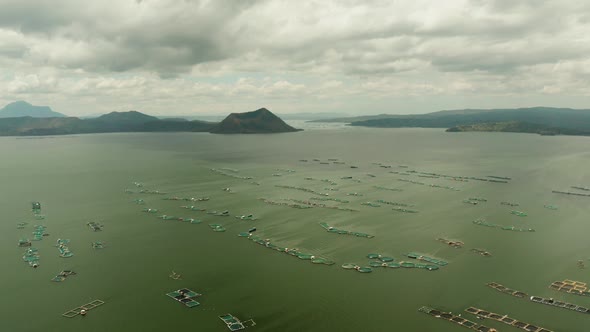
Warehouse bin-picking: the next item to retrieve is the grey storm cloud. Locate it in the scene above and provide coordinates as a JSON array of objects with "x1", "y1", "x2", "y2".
[{"x1": 0, "y1": 0, "x2": 589, "y2": 76}]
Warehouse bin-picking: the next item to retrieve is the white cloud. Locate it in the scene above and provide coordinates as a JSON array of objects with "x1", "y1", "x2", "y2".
[{"x1": 1, "y1": 0, "x2": 590, "y2": 115}]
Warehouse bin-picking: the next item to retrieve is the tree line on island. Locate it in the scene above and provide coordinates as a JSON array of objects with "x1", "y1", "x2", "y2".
[{"x1": 311, "y1": 106, "x2": 590, "y2": 137}]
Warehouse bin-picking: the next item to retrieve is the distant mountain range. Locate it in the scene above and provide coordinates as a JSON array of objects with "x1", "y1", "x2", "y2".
[
  {"x1": 313, "y1": 107, "x2": 590, "y2": 136},
  {"x1": 0, "y1": 101, "x2": 65, "y2": 118},
  {"x1": 0, "y1": 105, "x2": 299, "y2": 136}
]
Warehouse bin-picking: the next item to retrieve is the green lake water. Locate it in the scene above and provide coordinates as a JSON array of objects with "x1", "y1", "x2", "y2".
[{"x1": 1, "y1": 127, "x2": 589, "y2": 332}]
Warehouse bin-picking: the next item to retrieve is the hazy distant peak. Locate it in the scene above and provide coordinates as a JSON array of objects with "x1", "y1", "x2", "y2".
[
  {"x1": 0, "y1": 101, "x2": 65, "y2": 118},
  {"x1": 95, "y1": 110, "x2": 159, "y2": 123}
]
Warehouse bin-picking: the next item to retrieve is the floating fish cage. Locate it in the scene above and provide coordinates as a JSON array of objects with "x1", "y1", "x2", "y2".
[
  {"x1": 405, "y1": 252, "x2": 448, "y2": 266},
  {"x1": 472, "y1": 219, "x2": 534, "y2": 232},
  {"x1": 92, "y1": 241, "x2": 106, "y2": 249},
  {"x1": 62, "y1": 300, "x2": 105, "y2": 318},
  {"x1": 244, "y1": 235, "x2": 334, "y2": 265},
  {"x1": 51, "y1": 270, "x2": 76, "y2": 282},
  {"x1": 549, "y1": 280, "x2": 590, "y2": 297},
  {"x1": 219, "y1": 314, "x2": 246, "y2": 331},
  {"x1": 466, "y1": 306, "x2": 553, "y2": 332},
  {"x1": 209, "y1": 224, "x2": 226, "y2": 232},
  {"x1": 56, "y1": 239, "x2": 73, "y2": 258},
  {"x1": 419, "y1": 306, "x2": 495, "y2": 331},
  {"x1": 166, "y1": 288, "x2": 202, "y2": 308},
  {"x1": 87, "y1": 221, "x2": 103, "y2": 231},
  {"x1": 22, "y1": 247, "x2": 40, "y2": 267},
  {"x1": 319, "y1": 222, "x2": 374, "y2": 238}
]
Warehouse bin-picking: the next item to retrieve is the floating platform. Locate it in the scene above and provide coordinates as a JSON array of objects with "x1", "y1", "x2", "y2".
[
  {"x1": 406, "y1": 252, "x2": 448, "y2": 266},
  {"x1": 488, "y1": 282, "x2": 589, "y2": 315},
  {"x1": 473, "y1": 219, "x2": 534, "y2": 232},
  {"x1": 360, "y1": 202, "x2": 380, "y2": 207},
  {"x1": 392, "y1": 207, "x2": 419, "y2": 213},
  {"x1": 92, "y1": 241, "x2": 106, "y2": 249},
  {"x1": 56, "y1": 239, "x2": 73, "y2": 258},
  {"x1": 87, "y1": 221, "x2": 103, "y2": 231},
  {"x1": 466, "y1": 306, "x2": 553, "y2": 332},
  {"x1": 437, "y1": 238, "x2": 464, "y2": 248},
  {"x1": 51, "y1": 270, "x2": 76, "y2": 282},
  {"x1": 166, "y1": 288, "x2": 202, "y2": 308},
  {"x1": 510, "y1": 210, "x2": 527, "y2": 217},
  {"x1": 529, "y1": 296, "x2": 590, "y2": 314},
  {"x1": 549, "y1": 279, "x2": 590, "y2": 297},
  {"x1": 487, "y1": 282, "x2": 528, "y2": 298},
  {"x1": 219, "y1": 314, "x2": 256, "y2": 331},
  {"x1": 62, "y1": 300, "x2": 105, "y2": 318},
  {"x1": 244, "y1": 235, "x2": 334, "y2": 265},
  {"x1": 418, "y1": 306, "x2": 497, "y2": 331},
  {"x1": 209, "y1": 224, "x2": 226, "y2": 232},
  {"x1": 376, "y1": 199, "x2": 413, "y2": 207},
  {"x1": 552, "y1": 190, "x2": 590, "y2": 197},
  {"x1": 22, "y1": 247, "x2": 40, "y2": 268},
  {"x1": 470, "y1": 248, "x2": 492, "y2": 257},
  {"x1": 219, "y1": 314, "x2": 244, "y2": 331},
  {"x1": 319, "y1": 222, "x2": 374, "y2": 238}
]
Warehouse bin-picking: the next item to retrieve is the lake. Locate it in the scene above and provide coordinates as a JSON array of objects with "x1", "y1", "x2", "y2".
[{"x1": 2, "y1": 127, "x2": 589, "y2": 332}]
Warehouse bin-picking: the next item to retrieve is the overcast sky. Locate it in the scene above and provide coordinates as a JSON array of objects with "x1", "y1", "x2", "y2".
[{"x1": 1, "y1": 0, "x2": 590, "y2": 116}]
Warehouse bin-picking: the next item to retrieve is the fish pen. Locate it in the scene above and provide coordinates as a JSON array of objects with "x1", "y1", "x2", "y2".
[
  {"x1": 549, "y1": 280, "x2": 590, "y2": 297},
  {"x1": 470, "y1": 248, "x2": 492, "y2": 257},
  {"x1": 209, "y1": 224, "x2": 226, "y2": 232},
  {"x1": 405, "y1": 252, "x2": 448, "y2": 266},
  {"x1": 244, "y1": 235, "x2": 334, "y2": 265},
  {"x1": 87, "y1": 221, "x2": 103, "y2": 231},
  {"x1": 318, "y1": 222, "x2": 374, "y2": 238},
  {"x1": 51, "y1": 270, "x2": 77, "y2": 282},
  {"x1": 166, "y1": 288, "x2": 202, "y2": 308},
  {"x1": 22, "y1": 247, "x2": 40, "y2": 268},
  {"x1": 418, "y1": 306, "x2": 497, "y2": 331},
  {"x1": 219, "y1": 314, "x2": 247, "y2": 331},
  {"x1": 62, "y1": 300, "x2": 105, "y2": 318},
  {"x1": 465, "y1": 306, "x2": 553, "y2": 332},
  {"x1": 472, "y1": 219, "x2": 535, "y2": 232},
  {"x1": 488, "y1": 282, "x2": 590, "y2": 315}
]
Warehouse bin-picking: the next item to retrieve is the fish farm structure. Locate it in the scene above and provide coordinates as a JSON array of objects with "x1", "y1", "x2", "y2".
[
  {"x1": 51, "y1": 270, "x2": 77, "y2": 282},
  {"x1": 62, "y1": 300, "x2": 105, "y2": 318},
  {"x1": 405, "y1": 252, "x2": 448, "y2": 266},
  {"x1": 549, "y1": 279, "x2": 590, "y2": 297},
  {"x1": 219, "y1": 314, "x2": 256, "y2": 331},
  {"x1": 466, "y1": 306, "x2": 553, "y2": 332},
  {"x1": 243, "y1": 235, "x2": 334, "y2": 265},
  {"x1": 488, "y1": 282, "x2": 590, "y2": 315},
  {"x1": 319, "y1": 222, "x2": 374, "y2": 238},
  {"x1": 166, "y1": 288, "x2": 202, "y2": 308},
  {"x1": 418, "y1": 306, "x2": 498, "y2": 331}
]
